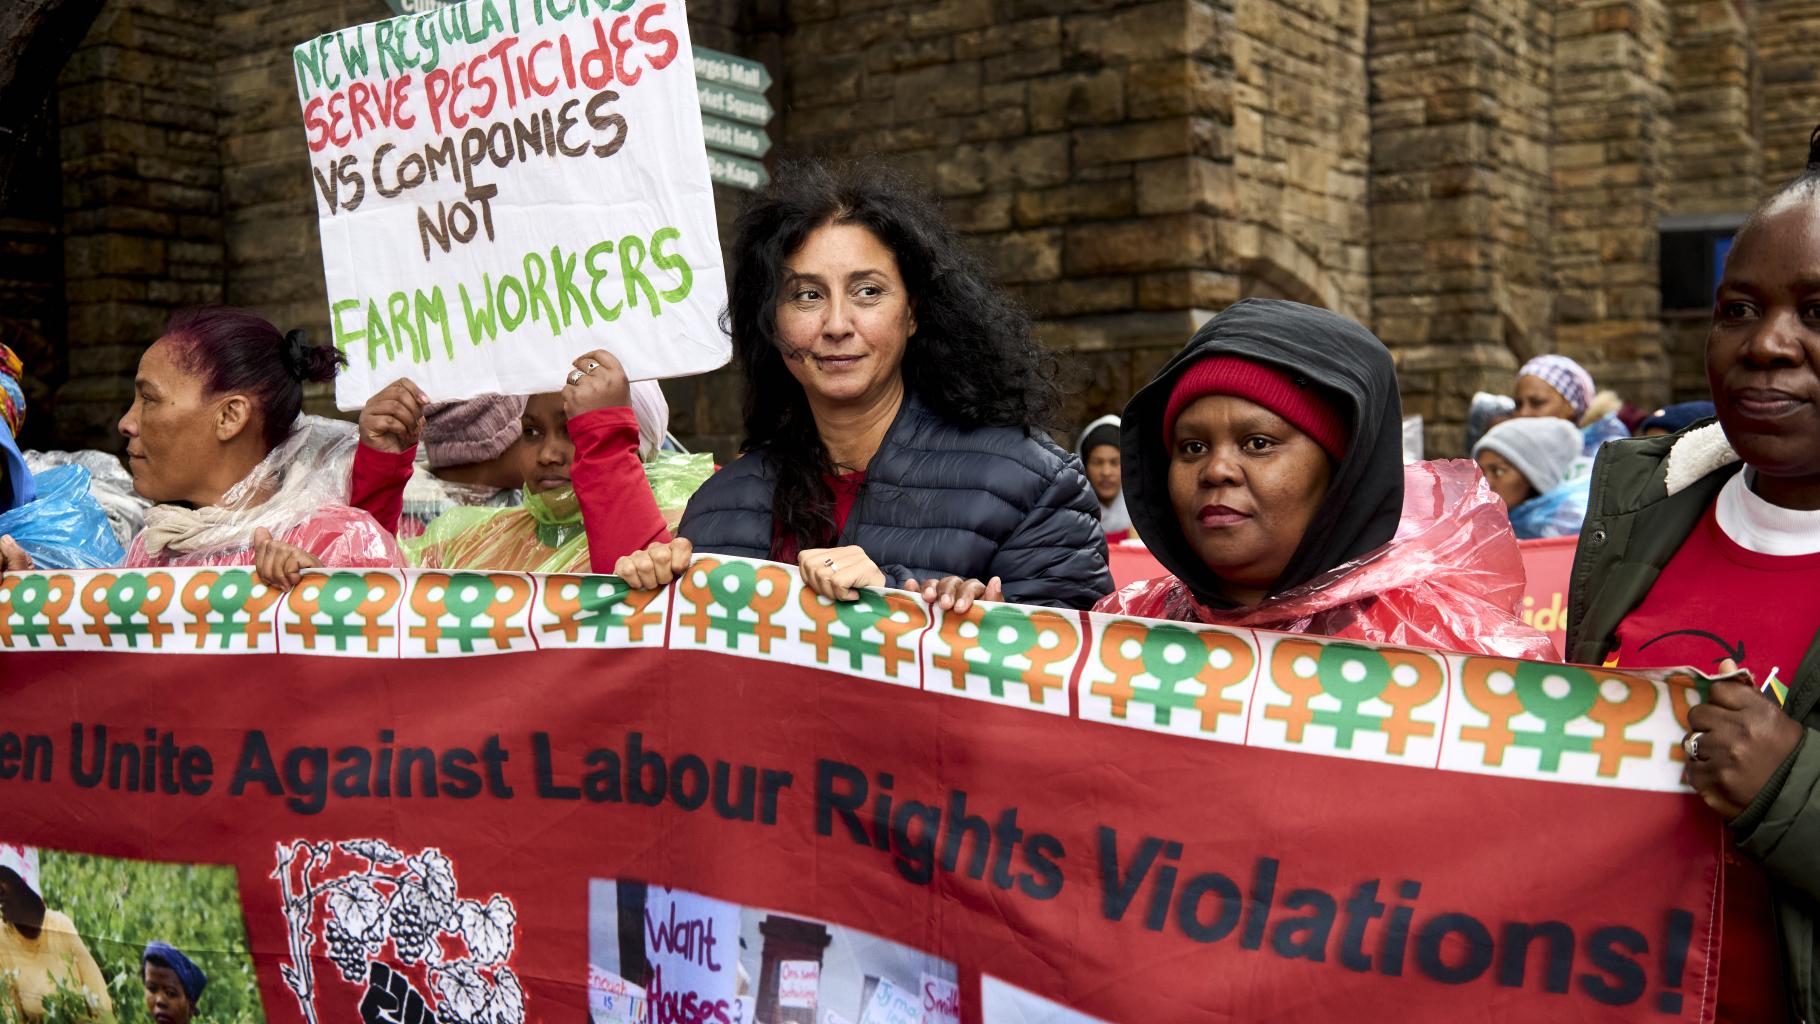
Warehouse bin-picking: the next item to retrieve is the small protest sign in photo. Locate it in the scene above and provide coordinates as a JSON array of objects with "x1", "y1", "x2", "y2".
[
  {"x1": 291, "y1": 0, "x2": 731, "y2": 409},
  {"x1": 586, "y1": 879, "x2": 960, "y2": 1024}
]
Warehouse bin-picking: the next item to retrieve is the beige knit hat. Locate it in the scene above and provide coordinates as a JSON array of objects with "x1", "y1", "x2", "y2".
[{"x1": 422, "y1": 394, "x2": 528, "y2": 469}]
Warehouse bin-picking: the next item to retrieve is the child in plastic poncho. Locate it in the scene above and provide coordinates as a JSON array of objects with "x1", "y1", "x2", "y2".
[
  {"x1": 1471, "y1": 416, "x2": 1590, "y2": 540},
  {"x1": 350, "y1": 351, "x2": 712, "y2": 574}
]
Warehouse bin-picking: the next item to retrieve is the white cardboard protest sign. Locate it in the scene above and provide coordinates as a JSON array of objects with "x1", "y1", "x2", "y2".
[
  {"x1": 643, "y1": 886, "x2": 740, "y2": 1022},
  {"x1": 292, "y1": 0, "x2": 729, "y2": 410},
  {"x1": 918, "y1": 973, "x2": 959, "y2": 1024},
  {"x1": 779, "y1": 959, "x2": 820, "y2": 1009},
  {"x1": 858, "y1": 977, "x2": 920, "y2": 1024}
]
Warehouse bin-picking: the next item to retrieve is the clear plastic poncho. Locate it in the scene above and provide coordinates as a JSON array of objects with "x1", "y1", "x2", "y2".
[
  {"x1": 0, "y1": 464, "x2": 126, "y2": 569},
  {"x1": 125, "y1": 415, "x2": 401, "y2": 569},
  {"x1": 1508, "y1": 473, "x2": 1591, "y2": 540},
  {"x1": 402, "y1": 484, "x2": 590, "y2": 573},
  {"x1": 645, "y1": 450, "x2": 715, "y2": 531},
  {"x1": 395, "y1": 461, "x2": 521, "y2": 540},
  {"x1": 1096, "y1": 460, "x2": 1559, "y2": 661},
  {"x1": 23, "y1": 449, "x2": 152, "y2": 549}
]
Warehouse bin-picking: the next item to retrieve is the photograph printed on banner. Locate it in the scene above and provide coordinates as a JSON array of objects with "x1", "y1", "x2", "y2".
[
  {"x1": 586, "y1": 879, "x2": 960, "y2": 1024},
  {"x1": 0, "y1": 841, "x2": 263, "y2": 1024}
]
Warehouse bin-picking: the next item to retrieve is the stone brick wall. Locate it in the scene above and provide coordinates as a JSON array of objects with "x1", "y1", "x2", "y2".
[
  {"x1": 30, "y1": 0, "x2": 1820, "y2": 460},
  {"x1": 1231, "y1": 0, "x2": 1368, "y2": 320},
  {"x1": 56, "y1": 0, "x2": 226, "y2": 446},
  {"x1": 1550, "y1": 0, "x2": 1673, "y2": 413},
  {"x1": 1759, "y1": 0, "x2": 1820, "y2": 181},
  {"x1": 1368, "y1": 0, "x2": 1555, "y2": 455}
]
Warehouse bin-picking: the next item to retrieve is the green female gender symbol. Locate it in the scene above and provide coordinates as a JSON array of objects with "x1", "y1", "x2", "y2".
[
  {"x1": 318, "y1": 572, "x2": 368, "y2": 618},
  {"x1": 11, "y1": 574, "x2": 49, "y2": 620},
  {"x1": 1135, "y1": 624, "x2": 1214, "y2": 725},
  {"x1": 201, "y1": 570, "x2": 257, "y2": 647},
  {"x1": 708, "y1": 562, "x2": 758, "y2": 611},
  {"x1": 442, "y1": 573, "x2": 500, "y2": 621},
  {"x1": 208, "y1": 570, "x2": 255, "y2": 618},
  {"x1": 574, "y1": 576, "x2": 632, "y2": 640},
  {"x1": 8, "y1": 575, "x2": 53, "y2": 644},
  {"x1": 827, "y1": 590, "x2": 893, "y2": 668},
  {"x1": 704, "y1": 562, "x2": 762, "y2": 648},
  {"x1": 1511, "y1": 662, "x2": 1598, "y2": 771},
  {"x1": 439, "y1": 573, "x2": 505, "y2": 651},
  {"x1": 972, "y1": 606, "x2": 1039, "y2": 697},
  {"x1": 312, "y1": 571, "x2": 373, "y2": 649},
  {"x1": 1313, "y1": 643, "x2": 1392, "y2": 748},
  {"x1": 105, "y1": 573, "x2": 158, "y2": 644}
]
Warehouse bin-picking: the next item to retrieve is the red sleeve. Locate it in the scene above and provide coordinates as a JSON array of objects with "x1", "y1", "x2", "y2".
[
  {"x1": 568, "y1": 406, "x2": 672, "y2": 573},
  {"x1": 349, "y1": 442, "x2": 417, "y2": 535}
]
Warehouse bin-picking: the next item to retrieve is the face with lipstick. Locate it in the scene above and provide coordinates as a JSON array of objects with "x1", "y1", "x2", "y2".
[
  {"x1": 1162, "y1": 357, "x2": 1347, "y2": 607},
  {"x1": 1708, "y1": 195, "x2": 1820, "y2": 509}
]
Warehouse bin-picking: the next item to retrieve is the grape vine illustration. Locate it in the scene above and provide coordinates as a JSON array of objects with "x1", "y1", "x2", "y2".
[{"x1": 272, "y1": 839, "x2": 522, "y2": 1024}]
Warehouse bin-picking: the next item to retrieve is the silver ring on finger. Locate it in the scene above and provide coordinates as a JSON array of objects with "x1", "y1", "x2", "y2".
[
  {"x1": 566, "y1": 368, "x2": 586, "y2": 386},
  {"x1": 584, "y1": 360, "x2": 600, "y2": 372},
  {"x1": 1683, "y1": 732, "x2": 1703, "y2": 760},
  {"x1": 823, "y1": 557, "x2": 835, "y2": 568}
]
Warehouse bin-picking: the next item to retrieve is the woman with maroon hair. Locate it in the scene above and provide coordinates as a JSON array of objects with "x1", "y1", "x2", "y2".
[{"x1": 109, "y1": 306, "x2": 402, "y2": 583}]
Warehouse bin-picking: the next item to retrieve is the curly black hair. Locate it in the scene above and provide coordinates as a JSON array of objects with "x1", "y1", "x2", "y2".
[{"x1": 725, "y1": 160, "x2": 1062, "y2": 554}]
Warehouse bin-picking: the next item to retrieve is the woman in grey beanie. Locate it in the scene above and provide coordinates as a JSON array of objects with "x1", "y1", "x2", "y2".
[{"x1": 1472, "y1": 416, "x2": 1588, "y2": 538}]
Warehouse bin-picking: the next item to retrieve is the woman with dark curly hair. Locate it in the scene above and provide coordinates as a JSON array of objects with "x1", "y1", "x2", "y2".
[{"x1": 612, "y1": 161, "x2": 1111, "y2": 609}]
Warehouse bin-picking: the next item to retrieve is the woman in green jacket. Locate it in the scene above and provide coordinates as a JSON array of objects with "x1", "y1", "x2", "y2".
[{"x1": 1568, "y1": 127, "x2": 1820, "y2": 1022}]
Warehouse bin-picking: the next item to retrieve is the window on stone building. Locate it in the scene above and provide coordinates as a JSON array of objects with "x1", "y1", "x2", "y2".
[{"x1": 1659, "y1": 213, "x2": 1745, "y2": 311}]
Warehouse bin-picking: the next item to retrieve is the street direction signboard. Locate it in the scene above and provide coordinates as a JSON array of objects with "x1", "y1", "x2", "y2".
[
  {"x1": 701, "y1": 116, "x2": 773, "y2": 159},
  {"x1": 695, "y1": 47, "x2": 775, "y2": 192},
  {"x1": 707, "y1": 152, "x2": 771, "y2": 192},
  {"x1": 697, "y1": 81, "x2": 773, "y2": 127}
]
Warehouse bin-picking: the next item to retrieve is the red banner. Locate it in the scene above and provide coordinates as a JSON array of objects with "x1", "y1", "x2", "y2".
[
  {"x1": 2, "y1": 561, "x2": 1726, "y2": 1023},
  {"x1": 1517, "y1": 536, "x2": 1578, "y2": 659}
]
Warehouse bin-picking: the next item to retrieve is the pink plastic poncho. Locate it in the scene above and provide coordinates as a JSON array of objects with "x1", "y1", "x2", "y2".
[
  {"x1": 123, "y1": 415, "x2": 403, "y2": 570},
  {"x1": 1095, "y1": 460, "x2": 1558, "y2": 660}
]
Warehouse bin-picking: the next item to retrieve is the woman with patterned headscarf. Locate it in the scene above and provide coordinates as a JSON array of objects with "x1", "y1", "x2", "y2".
[{"x1": 1514, "y1": 354, "x2": 1631, "y2": 458}]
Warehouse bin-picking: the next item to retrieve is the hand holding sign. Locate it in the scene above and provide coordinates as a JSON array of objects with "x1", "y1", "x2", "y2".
[
  {"x1": 616, "y1": 537, "x2": 694, "y2": 591},
  {"x1": 1684, "y1": 661, "x2": 1804, "y2": 818},
  {"x1": 799, "y1": 546, "x2": 887, "y2": 602},
  {"x1": 0, "y1": 535, "x2": 33, "y2": 572},
  {"x1": 252, "y1": 528, "x2": 323, "y2": 593},
  {"x1": 359, "y1": 378, "x2": 430, "y2": 453},
  {"x1": 563, "y1": 350, "x2": 633, "y2": 418},
  {"x1": 903, "y1": 575, "x2": 1003, "y2": 615}
]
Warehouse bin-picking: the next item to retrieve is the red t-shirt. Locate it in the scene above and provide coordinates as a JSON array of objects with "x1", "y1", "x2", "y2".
[
  {"x1": 1610, "y1": 500, "x2": 1820, "y2": 1022},
  {"x1": 772, "y1": 471, "x2": 867, "y2": 563}
]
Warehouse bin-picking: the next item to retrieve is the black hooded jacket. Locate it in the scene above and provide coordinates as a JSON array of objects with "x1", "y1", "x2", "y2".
[{"x1": 1119, "y1": 298, "x2": 1406, "y2": 606}]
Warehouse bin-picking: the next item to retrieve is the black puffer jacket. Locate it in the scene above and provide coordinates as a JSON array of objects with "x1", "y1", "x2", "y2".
[{"x1": 678, "y1": 394, "x2": 1112, "y2": 609}]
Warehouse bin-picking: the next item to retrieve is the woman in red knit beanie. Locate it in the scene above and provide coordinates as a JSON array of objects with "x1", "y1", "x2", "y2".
[{"x1": 1096, "y1": 298, "x2": 1554, "y2": 659}]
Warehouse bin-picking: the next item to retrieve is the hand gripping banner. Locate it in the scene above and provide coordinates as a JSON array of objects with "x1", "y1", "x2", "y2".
[{"x1": 2, "y1": 559, "x2": 1730, "y2": 1023}]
